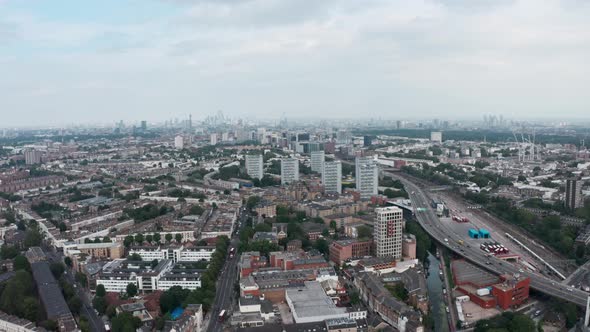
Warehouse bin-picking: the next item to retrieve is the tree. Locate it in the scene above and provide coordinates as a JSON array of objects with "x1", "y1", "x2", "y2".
[
  {"x1": 22, "y1": 297, "x2": 39, "y2": 322},
  {"x1": 329, "y1": 220, "x2": 337, "y2": 230},
  {"x1": 123, "y1": 235, "x2": 134, "y2": 248},
  {"x1": 102, "y1": 236, "x2": 111, "y2": 243},
  {"x1": 50, "y1": 262, "x2": 65, "y2": 278},
  {"x1": 0, "y1": 245, "x2": 18, "y2": 259},
  {"x1": 64, "y1": 256, "x2": 73, "y2": 267},
  {"x1": 153, "y1": 233, "x2": 161, "y2": 244},
  {"x1": 134, "y1": 233, "x2": 144, "y2": 245},
  {"x1": 41, "y1": 320, "x2": 58, "y2": 331},
  {"x1": 68, "y1": 296, "x2": 82, "y2": 315},
  {"x1": 357, "y1": 225, "x2": 372, "y2": 239},
  {"x1": 165, "y1": 233, "x2": 173, "y2": 243},
  {"x1": 151, "y1": 259, "x2": 158, "y2": 268},
  {"x1": 58, "y1": 222, "x2": 67, "y2": 233},
  {"x1": 76, "y1": 271, "x2": 88, "y2": 286},
  {"x1": 14, "y1": 255, "x2": 30, "y2": 271},
  {"x1": 189, "y1": 205, "x2": 204, "y2": 215},
  {"x1": 126, "y1": 283, "x2": 138, "y2": 297},
  {"x1": 247, "y1": 196, "x2": 261, "y2": 210},
  {"x1": 92, "y1": 296, "x2": 107, "y2": 315},
  {"x1": 314, "y1": 238, "x2": 329, "y2": 254},
  {"x1": 96, "y1": 284, "x2": 106, "y2": 297},
  {"x1": 111, "y1": 312, "x2": 142, "y2": 332},
  {"x1": 175, "y1": 233, "x2": 183, "y2": 243},
  {"x1": 145, "y1": 234, "x2": 153, "y2": 244},
  {"x1": 128, "y1": 253, "x2": 142, "y2": 261}
]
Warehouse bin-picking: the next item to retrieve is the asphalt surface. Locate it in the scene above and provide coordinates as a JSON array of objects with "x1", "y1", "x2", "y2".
[
  {"x1": 206, "y1": 207, "x2": 248, "y2": 332},
  {"x1": 389, "y1": 172, "x2": 590, "y2": 308},
  {"x1": 46, "y1": 249, "x2": 105, "y2": 332}
]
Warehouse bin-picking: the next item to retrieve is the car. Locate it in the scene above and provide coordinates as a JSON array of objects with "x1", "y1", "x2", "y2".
[{"x1": 534, "y1": 310, "x2": 541, "y2": 316}]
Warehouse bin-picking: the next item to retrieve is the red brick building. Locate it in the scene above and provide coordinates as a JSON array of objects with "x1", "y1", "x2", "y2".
[
  {"x1": 329, "y1": 239, "x2": 373, "y2": 265},
  {"x1": 491, "y1": 274, "x2": 530, "y2": 309}
]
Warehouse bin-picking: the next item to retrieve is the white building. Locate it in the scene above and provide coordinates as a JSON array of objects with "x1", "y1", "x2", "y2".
[
  {"x1": 179, "y1": 247, "x2": 216, "y2": 262},
  {"x1": 310, "y1": 150, "x2": 325, "y2": 174},
  {"x1": 210, "y1": 133, "x2": 218, "y2": 145},
  {"x1": 128, "y1": 245, "x2": 216, "y2": 263},
  {"x1": 430, "y1": 131, "x2": 442, "y2": 143},
  {"x1": 245, "y1": 154, "x2": 264, "y2": 180},
  {"x1": 374, "y1": 207, "x2": 403, "y2": 259},
  {"x1": 281, "y1": 158, "x2": 299, "y2": 185},
  {"x1": 322, "y1": 161, "x2": 342, "y2": 194},
  {"x1": 158, "y1": 274, "x2": 201, "y2": 291},
  {"x1": 0, "y1": 312, "x2": 43, "y2": 332},
  {"x1": 174, "y1": 135, "x2": 184, "y2": 150},
  {"x1": 355, "y1": 157, "x2": 378, "y2": 199}
]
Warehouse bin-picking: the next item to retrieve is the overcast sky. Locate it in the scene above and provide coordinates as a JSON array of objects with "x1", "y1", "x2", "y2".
[{"x1": 1, "y1": 0, "x2": 589, "y2": 127}]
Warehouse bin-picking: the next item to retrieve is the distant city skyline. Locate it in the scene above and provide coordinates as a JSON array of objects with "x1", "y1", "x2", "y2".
[{"x1": 1, "y1": 0, "x2": 589, "y2": 126}]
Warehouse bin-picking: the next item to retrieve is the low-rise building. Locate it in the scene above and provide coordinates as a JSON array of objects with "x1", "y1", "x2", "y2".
[{"x1": 329, "y1": 239, "x2": 373, "y2": 265}]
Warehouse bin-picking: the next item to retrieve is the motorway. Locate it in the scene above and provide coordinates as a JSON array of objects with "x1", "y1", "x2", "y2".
[
  {"x1": 206, "y1": 206, "x2": 248, "y2": 332},
  {"x1": 389, "y1": 173, "x2": 590, "y2": 308}
]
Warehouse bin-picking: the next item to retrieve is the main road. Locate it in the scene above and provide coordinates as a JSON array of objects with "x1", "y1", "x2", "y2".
[
  {"x1": 206, "y1": 206, "x2": 248, "y2": 332},
  {"x1": 389, "y1": 172, "x2": 590, "y2": 308}
]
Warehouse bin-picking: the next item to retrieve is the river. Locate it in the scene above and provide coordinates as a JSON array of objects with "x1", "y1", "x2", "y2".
[{"x1": 427, "y1": 252, "x2": 450, "y2": 332}]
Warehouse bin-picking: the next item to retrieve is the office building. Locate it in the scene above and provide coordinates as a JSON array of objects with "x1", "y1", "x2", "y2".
[
  {"x1": 141, "y1": 121, "x2": 147, "y2": 130},
  {"x1": 174, "y1": 135, "x2": 184, "y2": 150},
  {"x1": 210, "y1": 133, "x2": 218, "y2": 146},
  {"x1": 310, "y1": 151, "x2": 325, "y2": 174},
  {"x1": 24, "y1": 149, "x2": 42, "y2": 165},
  {"x1": 281, "y1": 158, "x2": 299, "y2": 185},
  {"x1": 374, "y1": 207, "x2": 403, "y2": 259},
  {"x1": 355, "y1": 157, "x2": 378, "y2": 199},
  {"x1": 246, "y1": 154, "x2": 264, "y2": 180},
  {"x1": 430, "y1": 131, "x2": 442, "y2": 143},
  {"x1": 322, "y1": 161, "x2": 342, "y2": 194},
  {"x1": 566, "y1": 179, "x2": 583, "y2": 209}
]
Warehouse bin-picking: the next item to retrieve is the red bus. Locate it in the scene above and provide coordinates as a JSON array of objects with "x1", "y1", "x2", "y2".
[{"x1": 218, "y1": 310, "x2": 226, "y2": 322}]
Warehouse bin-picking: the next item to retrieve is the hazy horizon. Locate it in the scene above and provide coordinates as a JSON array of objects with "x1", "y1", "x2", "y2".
[{"x1": 2, "y1": 0, "x2": 589, "y2": 127}]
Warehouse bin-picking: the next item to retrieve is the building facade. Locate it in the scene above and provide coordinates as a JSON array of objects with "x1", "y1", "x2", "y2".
[
  {"x1": 311, "y1": 151, "x2": 325, "y2": 174},
  {"x1": 245, "y1": 154, "x2": 264, "y2": 180},
  {"x1": 374, "y1": 207, "x2": 403, "y2": 259},
  {"x1": 565, "y1": 179, "x2": 583, "y2": 209},
  {"x1": 430, "y1": 131, "x2": 442, "y2": 143},
  {"x1": 355, "y1": 157, "x2": 378, "y2": 199},
  {"x1": 322, "y1": 161, "x2": 342, "y2": 194},
  {"x1": 281, "y1": 158, "x2": 300, "y2": 185}
]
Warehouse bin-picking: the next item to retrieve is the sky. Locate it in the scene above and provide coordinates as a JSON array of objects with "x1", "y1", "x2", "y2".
[{"x1": 1, "y1": 0, "x2": 589, "y2": 127}]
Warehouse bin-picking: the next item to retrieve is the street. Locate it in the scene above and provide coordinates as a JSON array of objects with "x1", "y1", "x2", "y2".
[{"x1": 206, "y1": 206, "x2": 249, "y2": 332}]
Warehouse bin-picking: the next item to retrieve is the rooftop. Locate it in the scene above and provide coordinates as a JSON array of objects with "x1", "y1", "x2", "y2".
[{"x1": 286, "y1": 281, "x2": 347, "y2": 320}]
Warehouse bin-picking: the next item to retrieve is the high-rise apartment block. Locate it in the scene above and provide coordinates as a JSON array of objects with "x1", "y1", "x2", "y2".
[
  {"x1": 246, "y1": 154, "x2": 264, "y2": 180},
  {"x1": 24, "y1": 149, "x2": 42, "y2": 165},
  {"x1": 566, "y1": 179, "x2": 583, "y2": 209},
  {"x1": 174, "y1": 135, "x2": 184, "y2": 150},
  {"x1": 281, "y1": 158, "x2": 299, "y2": 185},
  {"x1": 374, "y1": 207, "x2": 403, "y2": 259},
  {"x1": 430, "y1": 131, "x2": 442, "y2": 143},
  {"x1": 310, "y1": 150, "x2": 325, "y2": 174},
  {"x1": 355, "y1": 156, "x2": 378, "y2": 199},
  {"x1": 210, "y1": 133, "x2": 218, "y2": 146},
  {"x1": 322, "y1": 161, "x2": 342, "y2": 194}
]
